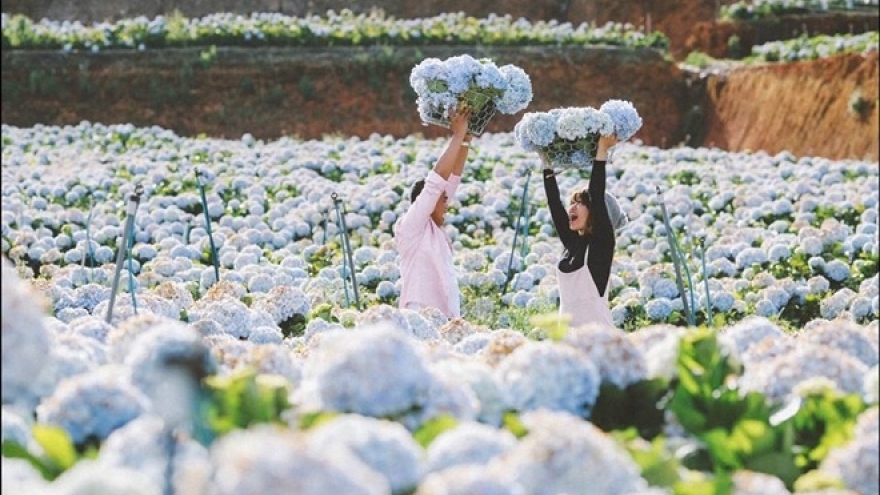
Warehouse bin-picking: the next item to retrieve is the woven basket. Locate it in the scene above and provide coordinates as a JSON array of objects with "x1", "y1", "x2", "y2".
[
  {"x1": 536, "y1": 134, "x2": 600, "y2": 169},
  {"x1": 423, "y1": 91, "x2": 498, "y2": 137}
]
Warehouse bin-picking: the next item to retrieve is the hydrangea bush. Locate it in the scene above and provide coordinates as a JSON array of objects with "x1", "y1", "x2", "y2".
[
  {"x1": 513, "y1": 100, "x2": 642, "y2": 169},
  {"x1": 0, "y1": 11, "x2": 671, "y2": 51},
  {"x1": 410, "y1": 54, "x2": 533, "y2": 136},
  {"x1": 1, "y1": 122, "x2": 878, "y2": 494}
]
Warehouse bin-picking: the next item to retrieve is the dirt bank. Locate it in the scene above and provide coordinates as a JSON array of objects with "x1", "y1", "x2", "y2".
[
  {"x1": 1, "y1": 47, "x2": 877, "y2": 161},
  {"x1": 701, "y1": 51, "x2": 878, "y2": 161},
  {"x1": 0, "y1": 46, "x2": 687, "y2": 147}
]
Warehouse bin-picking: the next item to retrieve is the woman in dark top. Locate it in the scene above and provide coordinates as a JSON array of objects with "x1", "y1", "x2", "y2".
[{"x1": 542, "y1": 135, "x2": 627, "y2": 328}]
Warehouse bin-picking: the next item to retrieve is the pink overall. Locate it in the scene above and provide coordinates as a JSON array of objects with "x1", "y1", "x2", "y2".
[{"x1": 557, "y1": 258, "x2": 614, "y2": 329}]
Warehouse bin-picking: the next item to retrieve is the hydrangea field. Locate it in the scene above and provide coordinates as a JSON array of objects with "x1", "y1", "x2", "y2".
[{"x1": 1, "y1": 121, "x2": 878, "y2": 495}]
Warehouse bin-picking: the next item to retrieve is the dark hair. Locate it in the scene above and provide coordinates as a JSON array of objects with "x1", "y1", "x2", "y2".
[
  {"x1": 568, "y1": 188, "x2": 594, "y2": 235},
  {"x1": 410, "y1": 179, "x2": 426, "y2": 203},
  {"x1": 569, "y1": 188, "x2": 592, "y2": 208}
]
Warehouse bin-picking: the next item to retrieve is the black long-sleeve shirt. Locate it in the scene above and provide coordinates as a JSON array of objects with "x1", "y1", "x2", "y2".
[{"x1": 543, "y1": 160, "x2": 615, "y2": 297}]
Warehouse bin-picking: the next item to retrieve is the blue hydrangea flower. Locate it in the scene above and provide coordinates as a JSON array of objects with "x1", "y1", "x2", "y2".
[
  {"x1": 36, "y1": 365, "x2": 150, "y2": 445},
  {"x1": 410, "y1": 55, "x2": 532, "y2": 123},
  {"x1": 425, "y1": 421, "x2": 516, "y2": 474},
  {"x1": 494, "y1": 341, "x2": 600, "y2": 417},
  {"x1": 496, "y1": 64, "x2": 533, "y2": 114},
  {"x1": 306, "y1": 414, "x2": 423, "y2": 494},
  {"x1": 823, "y1": 259, "x2": 851, "y2": 282},
  {"x1": 645, "y1": 297, "x2": 674, "y2": 321},
  {"x1": 599, "y1": 99, "x2": 643, "y2": 141},
  {"x1": 513, "y1": 112, "x2": 558, "y2": 149}
]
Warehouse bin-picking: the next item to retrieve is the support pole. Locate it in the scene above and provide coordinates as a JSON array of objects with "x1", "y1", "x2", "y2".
[
  {"x1": 106, "y1": 184, "x2": 143, "y2": 324},
  {"x1": 332, "y1": 193, "x2": 361, "y2": 310}
]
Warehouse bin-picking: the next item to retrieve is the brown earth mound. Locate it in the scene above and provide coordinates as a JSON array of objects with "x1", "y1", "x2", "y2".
[
  {"x1": 0, "y1": 46, "x2": 688, "y2": 147},
  {"x1": 702, "y1": 51, "x2": 878, "y2": 161},
  {"x1": 3, "y1": 46, "x2": 877, "y2": 161}
]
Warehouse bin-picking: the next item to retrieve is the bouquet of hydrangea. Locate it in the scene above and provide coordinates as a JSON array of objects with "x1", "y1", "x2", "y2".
[
  {"x1": 410, "y1": 54, "x2": 533, "y2": 137},
  {"x1": 514, "y1": 99, "x2": 642, "y2": 169}
]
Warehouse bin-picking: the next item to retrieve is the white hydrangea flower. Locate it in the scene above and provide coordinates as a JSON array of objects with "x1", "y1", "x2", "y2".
[
  {"x1": 402, "y1": 363, "x2": 481, "y2": 430},
  {"x1": 397, "y1": 308, "x2": 441, "y2": 341},
  {"x1": 187, "y1": 296, "x2": 253, "y2": 339},
  {"x1": 1, "y1": 406, "x2": 33, "y2": 448},
  {"x1": 488, "y1": 409, "x2": 648, "y2": 495},
  {"x1": 124, "y1": 322, "x2": 215, "y2": 412},
  {"x1": 36, "y1": 365, "x2": 150, "y2": 445},
  {"x1": 55, "y1": 332, "x2": 109, "y2": 367},
  {"x1": 207, "y1": 425, "x2": 389, "y2": 495},
  {"x1": 303, "y1": 317, "x2": 346, "y2": 343},
  {"x1": 454, "y1": 332, "x2": 493, "y2": 355},
  {"x1": 414, "y1": 464, "x2": 520, "y2": 495},
  {"x1": 495, "y1": 341, "x2": 600, "y2": 417},
  {"x1": 720, "y1": 316, "x2": 786, "y2": 357},
  {"x1": 796, "y1": 319, "x2": 878, "y2": 367},
  {"x1": 307, "y1": 414, "x2": 423, "y2": 494},
  {"x1": 99, "y1": 414, "x2": 211, "y2": 495},
  {"x1": 740, "y1": 344, "x2": 869, "y2": 404},
  {"x1": 439, "y1": 318, "x2": 485, "y2": 345},
  {"x1": 1, "y1": 457, "x2": 47, "y2": 494},
  {"x1": 1, "y1": 257, "x2": 53, "y2": 408},
  {"x1": 355, "y1": 304, "x2": 412, "y2": 335},
  {"x1": 67, "y1": 314, "x2": 115, "y2": 344},
  {"x1": 820, "y1": 288, "x2": 858, "y2": 320},
  {"x1": 425, "y1": 421, "x2": 517, "y2": 474},
  {"x1": 817, "y1": 432, "x2": 879, "y2": 495},
  {"x1": 731, "y1": 470, "x2": 791, "y2": 495},
  {"x1": 740, "y1": 334, "x2": 797, "y2": 367},
  {"x1": 39, "y1": 459, "x2": 162, "y2": 495},
  {"x1": 637, "y1": 328, "x2": 683, "y2": 381},
  {"x1": 823, "y1": 259, "x2": 852, "y2": 283},
  {"x1": 864, "y1": 365, "x2": 879, "y2": 405},
  {"x1": 294, "y1": 323, "x2": 435, "y2": 418},
  {"x1": 428, "y1": 356, "x2": 509, "y2": 426},
  {"x1": 562, "y1": 324, "x2": 648, "y2": 389}
]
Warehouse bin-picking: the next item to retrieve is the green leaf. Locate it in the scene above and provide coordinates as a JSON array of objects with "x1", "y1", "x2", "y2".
[
  {"x1": 669, "y1": 391, "x2": 706, "y2": 433},
  {"x1": 413, "y1": 415, "x2": 458, "y2": 448},
  {"x1": 793, "y1": 469, "x2": 846, "y2": 493},
  {"x1": 703, "y1": 428, "x2": 741, "y2": 469},
  {"x1": 32, "y1": 424, "x2": 77, "y2": 472},
  {"x1": 625, "y1": 436, "x2": 681, "y2": 488},
  {"x1": 501, "y1": 411, "x2": 528, "y2": 439},
  {"x1": 673, "y1": 470, "x2": 733, "y2": 495},
  {"x1": 1, "y1": 439, "x2": 55, "y2": 480},
  {"x1": 299, "y1": 411, "x2": 340, "y2": 430},
  {"x1": 744, "y1": 451, "x2": 801, "y2": 487}
]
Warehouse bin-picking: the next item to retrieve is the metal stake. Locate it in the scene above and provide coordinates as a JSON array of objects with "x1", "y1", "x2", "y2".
[{"x1": 106, "y1": 184, "x2": 143, "y2": 324}]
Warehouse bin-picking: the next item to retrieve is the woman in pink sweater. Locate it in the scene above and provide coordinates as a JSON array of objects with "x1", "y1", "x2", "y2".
[{"x1": 394, "y1": 108, "x2": 472, "y2": 318}]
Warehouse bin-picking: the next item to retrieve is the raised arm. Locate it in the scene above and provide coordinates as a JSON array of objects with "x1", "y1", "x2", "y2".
[
  {"x1": 543, "y1": 162, "x2": 579, "y2": 249},
  {"x1": 433, "y1": 107, "x2": 471, "y2": 181},
  {"x1": 587, "y1": 134, "x2": 618, "y2": 296},
  {"x1": 396, "y1": 107, "x2": 471, "y2": 236}
]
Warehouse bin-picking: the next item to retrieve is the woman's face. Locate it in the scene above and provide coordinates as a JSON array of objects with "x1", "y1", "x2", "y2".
[{"x1": 568, "y1": 200, "x2": 590, "y2": 234}]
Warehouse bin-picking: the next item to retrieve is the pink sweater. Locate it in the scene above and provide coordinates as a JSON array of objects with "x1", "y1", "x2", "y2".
[{"x1": 394, "y1": 170, "x2": 461, "y2": 318}]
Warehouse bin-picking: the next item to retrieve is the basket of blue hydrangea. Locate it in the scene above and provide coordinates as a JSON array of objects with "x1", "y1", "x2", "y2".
[
  {"x1": 410, "y1": 54, "x2": 533, "y2": 137},
  {"x1": 514, "y1": 99, "x2": 643, "y2": 170}
]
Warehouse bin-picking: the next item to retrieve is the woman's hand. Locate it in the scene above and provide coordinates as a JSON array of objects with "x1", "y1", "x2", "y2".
[
  {"x1": 595, "y1": 134, "x2": 619, "y2": 161},
  {"x1": 449, "y1": 105, "x2": 472, "y2": 138}
]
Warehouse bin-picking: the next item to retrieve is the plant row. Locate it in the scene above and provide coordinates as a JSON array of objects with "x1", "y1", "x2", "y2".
[
  {"x1": 721, "y1": 0, "x2": 879, "y2": 21},
  {"x1": 0, "y1": 11, "x2": 669, "y2": 51}
]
